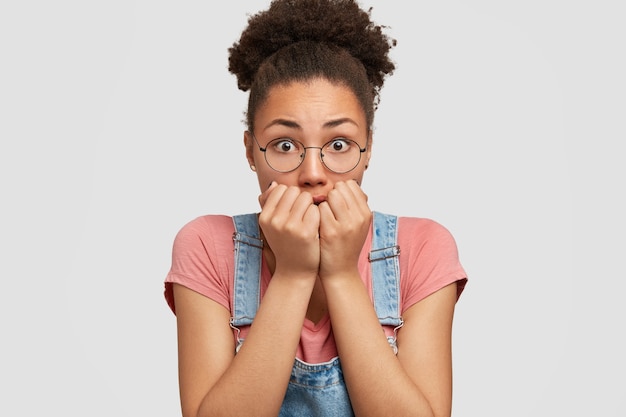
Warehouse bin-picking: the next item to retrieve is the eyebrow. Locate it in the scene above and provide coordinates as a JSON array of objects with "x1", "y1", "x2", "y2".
[{"x1": 262, "y1": 117, "x2": 359, "y2": 131}]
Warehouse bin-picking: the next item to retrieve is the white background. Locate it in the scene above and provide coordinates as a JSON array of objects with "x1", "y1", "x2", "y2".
[{"x1": 1, "y1": 1, "x2": 624, "y2": 415}]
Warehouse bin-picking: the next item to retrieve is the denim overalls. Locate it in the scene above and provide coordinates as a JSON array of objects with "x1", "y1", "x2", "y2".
[{"x1": 230, "y1": 211, "x2": 403, "y2": 416}]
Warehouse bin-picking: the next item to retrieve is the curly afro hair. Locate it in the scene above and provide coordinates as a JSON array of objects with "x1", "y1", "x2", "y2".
[{"x1": 228, "y1": 0, "x2": 396, "y2": 131}]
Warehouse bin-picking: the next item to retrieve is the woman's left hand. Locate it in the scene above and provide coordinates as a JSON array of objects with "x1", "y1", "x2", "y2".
[{"x1": 317, "y1": 180, "x2": 371, "y2": 280}]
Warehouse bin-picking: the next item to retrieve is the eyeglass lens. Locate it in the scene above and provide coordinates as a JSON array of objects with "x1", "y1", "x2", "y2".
[{"x1": 264, "y1": 138, "x2": 363, "y2": 173}]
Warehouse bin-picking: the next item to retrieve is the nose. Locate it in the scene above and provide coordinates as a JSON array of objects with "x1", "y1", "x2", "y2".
[{"x1": 298, "y1": 147, "x2": 328, "y2": 186}]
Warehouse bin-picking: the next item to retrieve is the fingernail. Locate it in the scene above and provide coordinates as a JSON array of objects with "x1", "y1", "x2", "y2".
[{"x1": 267, "y1": 181, "x2": 275, "y2": 189}]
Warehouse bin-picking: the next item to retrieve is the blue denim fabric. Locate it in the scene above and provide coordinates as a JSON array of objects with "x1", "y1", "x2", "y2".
[
  {"x1": 280, "y1": 358, "x2": 354, "y2": 417},
  {"x1": 231, "y1": 212, "x2": 401, "y2": 416}
]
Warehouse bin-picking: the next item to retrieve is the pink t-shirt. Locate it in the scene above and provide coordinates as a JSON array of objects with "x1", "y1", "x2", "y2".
[{"x1": 164, "y1": 214, "x2": 467, "y2": 364}]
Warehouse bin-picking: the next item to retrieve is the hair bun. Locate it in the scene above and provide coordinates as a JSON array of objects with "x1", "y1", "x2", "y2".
[{"x1": 228, "y1": 0, "x2": 396, "y2": 92}]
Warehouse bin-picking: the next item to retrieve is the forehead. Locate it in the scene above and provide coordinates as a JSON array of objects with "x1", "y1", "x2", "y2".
[{"x1": 255, "y1": 79, "x2": 367, "y2": 130}]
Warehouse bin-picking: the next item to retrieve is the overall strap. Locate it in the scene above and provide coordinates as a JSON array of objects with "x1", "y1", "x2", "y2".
[
  {"x1": 369, "y1": 211, "x2": 403, "y2": 327},
  {"x1": 230, "y1": 213, "x2": 263, "y2": 328}
]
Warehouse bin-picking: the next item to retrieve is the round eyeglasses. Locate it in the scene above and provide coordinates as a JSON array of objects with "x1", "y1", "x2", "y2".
[{"x1": 252, "y1": 134, "x2": 367, "y2": 174}]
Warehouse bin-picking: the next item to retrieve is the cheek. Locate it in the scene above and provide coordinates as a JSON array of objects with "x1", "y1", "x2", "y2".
[
  {"x1": 254, "y1": 166, "x2": 288, "y2": 190},
  {"x1": 350, "y1": 168, "x2": 367, "y2": 186},
  {"x1": 255, "y1": 170, "x2": 273, "y2": 188}
]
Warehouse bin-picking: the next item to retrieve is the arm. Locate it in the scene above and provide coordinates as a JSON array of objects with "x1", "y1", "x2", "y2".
[
  {"x1": 324, "y1": 279, "x2": 458, "y2": 417},
  {"x1": 174, "y1": 184, "x2": 320, "y2": 417},
  {"x1": 174, "y1": 275, "x2": 315, "y2": 417},
  {"x1": 318, "y1": 181, "x2": 459, "y2": 416}
]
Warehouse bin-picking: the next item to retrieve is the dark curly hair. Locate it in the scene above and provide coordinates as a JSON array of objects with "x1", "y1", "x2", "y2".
[{"x1": 228, "y1": 0, "x2": 396, "y2": 131}]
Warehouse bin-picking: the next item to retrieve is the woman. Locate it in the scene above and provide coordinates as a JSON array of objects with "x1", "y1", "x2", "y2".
[{"x1": 164, "y1": 1, "x2": 467, "y2": 416}]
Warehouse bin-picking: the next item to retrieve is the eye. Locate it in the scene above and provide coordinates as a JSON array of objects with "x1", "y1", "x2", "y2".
[
  {"x1": 270, "y1": 138, "x2": 300, "y2": 153},
  {"x1": 326, "y1": 138, "x2": 352, "y2": 153}
]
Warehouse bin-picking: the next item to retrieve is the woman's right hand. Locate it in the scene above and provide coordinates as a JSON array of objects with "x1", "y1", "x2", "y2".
[{"x1": 258, "y1": 182, "x2": 321, "y2": 278}]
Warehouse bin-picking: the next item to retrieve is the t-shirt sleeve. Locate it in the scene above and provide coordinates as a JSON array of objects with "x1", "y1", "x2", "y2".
[
  {"x1": 398, "y1": 217, "x2": 467, "y2": 312},
  {"x1": 163, "y1": 215, "x2": 234, "y2": 315}
]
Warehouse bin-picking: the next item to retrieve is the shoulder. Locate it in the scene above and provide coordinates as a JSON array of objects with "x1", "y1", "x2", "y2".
[
  {"x1": 397, "y1": 216, "x2": 457, "y2": 245},
  {"x1": 394, "y1": 215, "x2": 467, "y2": 302},
  {"x1": 176, "y1": 214, "x2": 234, "y2": 235},
  {"x1": 396, "y1": 216, "x2": 462, "y2": 263},
  {"x1": 371, "y1": 212, "x2": 457, "y2": 247},
  {"x1": 371, "y1": 212, "x2": 462, "y2": 262},
  {"x1": 165, "y1": 215, "x2": 239, "y2": 315},
  {"x1": 172, "y1": 214, "x2": 238, "y2": 256},
  {"x1": 174, "y1": 214, "x2": 234, "y2": 240}
]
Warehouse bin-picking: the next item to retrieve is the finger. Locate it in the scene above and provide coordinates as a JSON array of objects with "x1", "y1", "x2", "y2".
[
  {"x1": 302, "y1": 203, "x2": 321, "y2": 234},
  {"x1": 326, "y1": 181, "x2": 358, "y2": 220},
  {"x1": 347, "y1": 180, "x2": 370, "y2": 217},
  {"x1": 318, "y1": 200, "x2": 334, "y2": 219},
  {"x1": 347, "y1": 179, "x2": 367, "y2": 201},
  {"x1": 317, "y1": 201, "x2": 338, "y2": 230},
  {"x1": 269, "y1": 186, "x2": 303, "y2": 218},
  {"x1": 341, "y1": 180, "x2": 370, "y2": 212},
  {"x1": 327, "y1": 182, "x2": 371, "y2": 226},
  {"x1": 258, "y1": 181, "x2": 278, "y2": 208},
  {"x1": 289, "y1": 190, "x2": 316, "y2": 221},
  {"x1": 259, "y1": 183, "x2": 289, "y2": 218}
]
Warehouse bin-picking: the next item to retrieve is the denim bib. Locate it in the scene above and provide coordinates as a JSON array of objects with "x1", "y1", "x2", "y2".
[{"x1": 231, "y1": 212, "x2": 402, "y2": 416}]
